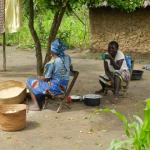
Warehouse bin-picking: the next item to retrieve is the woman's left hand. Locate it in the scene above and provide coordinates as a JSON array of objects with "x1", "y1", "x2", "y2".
[
  {"x1": 108, "y1": 54, "x2": 114, "y2": 60},
  {"x1": 37, "y1": 76, "x2": 45, "y2": 80}
]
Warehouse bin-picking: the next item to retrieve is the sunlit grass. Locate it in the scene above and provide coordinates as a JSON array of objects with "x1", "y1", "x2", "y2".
[{"x1": 0, "y1": 9, "x2": 90, "y2": 49}]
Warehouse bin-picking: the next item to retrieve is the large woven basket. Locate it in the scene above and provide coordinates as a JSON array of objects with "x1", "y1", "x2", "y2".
[
  {"x1": 0, "y1": 104, "x2": 26, "y2": 131},
  {"x1": 0, "y1": 80, "x2": 27, "y2": 104}
]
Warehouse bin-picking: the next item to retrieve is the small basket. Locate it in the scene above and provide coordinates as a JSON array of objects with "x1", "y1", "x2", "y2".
[{"x1": 0, "y1": 104, "x2": 26, "y2": 131}]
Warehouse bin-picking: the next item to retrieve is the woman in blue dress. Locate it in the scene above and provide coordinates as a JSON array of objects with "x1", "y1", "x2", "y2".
[{"x1": 26, "y1": 39, "x2": 72, "y2": 110}]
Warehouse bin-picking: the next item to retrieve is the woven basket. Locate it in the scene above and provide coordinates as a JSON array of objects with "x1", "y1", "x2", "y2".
[
  {"x1": 0, "y1": 104, "x2": 26, "y2": 131},
  {"x1": 0, "y1": 80, "x2": 27, "y2": 104}
]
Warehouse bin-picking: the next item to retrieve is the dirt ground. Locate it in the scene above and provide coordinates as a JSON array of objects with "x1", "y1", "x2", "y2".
[{"x1": 0, "y1": 46, "x2": 150, "y2": 150}]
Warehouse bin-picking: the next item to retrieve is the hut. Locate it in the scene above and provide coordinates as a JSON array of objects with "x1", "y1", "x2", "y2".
[{"x1": 89, "y1": 0, "x2": 150, "y2": 52}]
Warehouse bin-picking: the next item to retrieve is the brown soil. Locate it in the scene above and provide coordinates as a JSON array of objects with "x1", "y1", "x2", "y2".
[{"x1": 0, "y1": 46, "x2": 150, "y2": 150}]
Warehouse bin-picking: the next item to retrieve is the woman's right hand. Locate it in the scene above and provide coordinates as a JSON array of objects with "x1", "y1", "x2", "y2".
[{"x1": 37, "y1": 76, "x2": 45, "y2": 80}]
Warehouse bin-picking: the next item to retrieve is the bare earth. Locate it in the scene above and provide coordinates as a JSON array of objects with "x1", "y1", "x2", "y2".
[{"x1": 0, "y1": 46, "x2": 150, "y2": 150}]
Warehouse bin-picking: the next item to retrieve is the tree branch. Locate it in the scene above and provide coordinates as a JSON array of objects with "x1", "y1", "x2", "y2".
[{"x1": 43, "y1": 0, "x2": 69, "y2": 66}]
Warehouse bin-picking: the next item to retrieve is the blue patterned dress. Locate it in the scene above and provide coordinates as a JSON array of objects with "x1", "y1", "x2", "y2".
[{"x1": 26, "y1": 54, "x2": 71, "y2": 98}]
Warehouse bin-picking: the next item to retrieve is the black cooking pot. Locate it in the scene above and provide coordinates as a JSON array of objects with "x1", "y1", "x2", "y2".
[
  {"x1": 131, "y1": 70, "x2": 143, "y2": 80},
  {"x1": 83, "y1": 94, "x2": 102, "y2": 106}
]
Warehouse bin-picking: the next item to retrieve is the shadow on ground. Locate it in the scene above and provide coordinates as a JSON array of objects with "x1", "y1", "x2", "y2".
[{"x1": 25, "y1": 121, "x2": 41, "y2": 131}]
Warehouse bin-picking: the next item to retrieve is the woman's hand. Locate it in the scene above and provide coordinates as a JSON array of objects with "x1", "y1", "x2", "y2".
[
  {"x1": 108, "y1": 54, "x2": 114, "y2": 61},
  {"x1": 70, "y1": 64, "x2": 74, "y2": 72},
  {"x1": 37, "y1": 76, "x2": 45, "y2": 80},
  {"x1": 108, "y1": 54, "x2": 114, "y2": 65},
  {"x1": 110, "y1": 77, "x2": 114, "y2": 88}
]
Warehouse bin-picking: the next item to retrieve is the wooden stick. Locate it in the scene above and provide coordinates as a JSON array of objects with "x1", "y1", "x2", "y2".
[
  {"x1": 3, "y1": 0, "x2": 6, "y2": 71},
  {"x1": 3, "y1": 32, "x2": 6, "y2": 71}
]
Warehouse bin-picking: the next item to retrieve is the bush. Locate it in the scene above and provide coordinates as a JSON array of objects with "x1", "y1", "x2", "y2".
[
  {"x1": 2, "y1": 10, "x2": 90, "y2": 49},
  {"x1": 98, "y1": 98, "x2": 150, "y2": 150}
]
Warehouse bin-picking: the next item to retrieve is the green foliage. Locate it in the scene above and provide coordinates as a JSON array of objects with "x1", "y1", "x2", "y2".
[
  {"x1": 81, "y1": 0, "x2": 144, "y2": 12},
  {"x1": 3, "y1": 0, "x2": 145, "y2": 48},
  {"x1": 1, "y1": 0, "x2": 88, "y2": 48},
  {"x1": 57, "y1": 11, "x2": 89, "y2": 47},
  {"x1": 107, "y1": 0, "x2": 144, "y2": 12},
  {"x1": 1, "y1": 9, "x2": 89, "y2": 49},
  {"x1": 38, "y1": 0, "x2": 84, "y2": 13},
  {"x1": 97, "y1": 98, "x2": 150, "y2": 150}
]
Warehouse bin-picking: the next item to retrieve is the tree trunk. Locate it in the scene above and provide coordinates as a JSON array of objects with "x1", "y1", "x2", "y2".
[
  {"x1": 43, "y1": 1, "x2": 68, "y2": 66},
  {"x1": 28, "y1": 0, "x2": 43, "y2": 75}
]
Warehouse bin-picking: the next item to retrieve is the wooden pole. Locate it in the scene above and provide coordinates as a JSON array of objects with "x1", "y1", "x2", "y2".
[
  {"x1": 3, "y1": 32, "x2": 6, "y2": 71},
  {"x1": 3, "y1": 0, "x2": 6, "y2": 71}
]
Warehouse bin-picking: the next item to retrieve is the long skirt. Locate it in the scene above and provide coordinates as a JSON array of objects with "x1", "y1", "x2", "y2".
[
  {"x1": 99, "y1": 70, "x2": 130, "y2": 87},
  {"x1": 26, "y1": 77, "x2": 68, "y2": 100}
]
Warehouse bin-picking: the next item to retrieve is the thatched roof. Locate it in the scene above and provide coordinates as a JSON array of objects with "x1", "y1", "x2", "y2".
[
  {"x1": 99, "y1": 0, "x2": 150, "y2": 8},
  {"x1": 143, "y1": 0, "x2": 150, "y2": 7}
]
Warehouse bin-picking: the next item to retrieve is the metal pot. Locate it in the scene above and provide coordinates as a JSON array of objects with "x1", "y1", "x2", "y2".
[
  {"x1": 131, "y1": 70, "x2": 144, "y2": 80},
  {"x1": 83, "y1": 94, "x2": 102, "y2": 106},
  {"x1": 70, "y1": 95, "x2": 82, "y2": 102}
]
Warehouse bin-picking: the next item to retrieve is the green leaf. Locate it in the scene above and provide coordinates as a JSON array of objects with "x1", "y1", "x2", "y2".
[
  {"x1": 99, "y1": 108, "x2": 130, "y2": 136},
  {"x1": 108, "y1": 139, "x2": 133, "y2": 150},
  {"x1": 99, "y1": 98, "x2": 150, "y2": 150}
]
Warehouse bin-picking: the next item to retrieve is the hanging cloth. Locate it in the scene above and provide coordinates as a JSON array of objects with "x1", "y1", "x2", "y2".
[
  {"x1": 0, "y1": 0, "x2": 5, "y2": 33},
  {"x1": 5, "y1": 0, "x2": 21, "y2": 33}
]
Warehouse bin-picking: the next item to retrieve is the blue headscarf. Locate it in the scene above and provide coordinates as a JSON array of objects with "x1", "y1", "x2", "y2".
[{"x1": 51, "y1": 39, "x2": 68, "y2": 57}]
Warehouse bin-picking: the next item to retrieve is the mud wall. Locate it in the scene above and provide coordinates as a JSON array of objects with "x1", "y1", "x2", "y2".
[{"x1": 89, "y1": 7, "x2": 150, "y2": 52}]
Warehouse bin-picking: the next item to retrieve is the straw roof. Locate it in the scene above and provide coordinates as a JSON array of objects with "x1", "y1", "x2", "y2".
[
  {"x1": 99, "y1": 0, "x2": 150, "y2": 8},
  {"x1": 143, "y1": 0, "x2": 150, "y2": 7}
]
